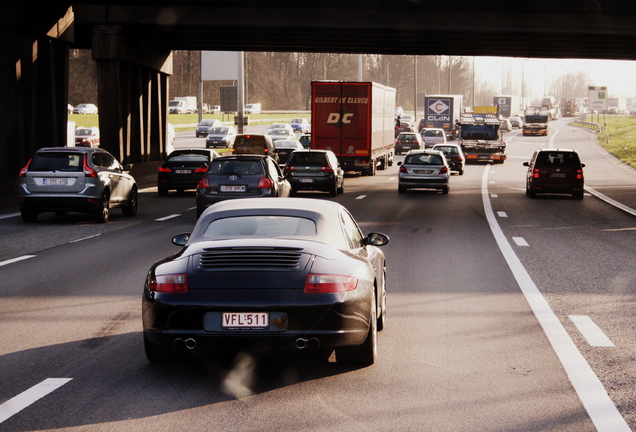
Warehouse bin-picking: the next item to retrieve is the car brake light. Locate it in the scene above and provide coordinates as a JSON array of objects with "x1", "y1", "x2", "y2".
[
  {"x1": 576, "y1": 169, "x2": 583, "y2": 180},
  {"x1": 194, "y1": 166, "x2": 208, "y2": 173},
  {"x1": 198, "y1": 177, "x2": 210, "y2": 188},
  {"x1": 399, "y1": 165, "x2": 407, "y2": 173},
  {"x1": 533, "y1": 168, "x2": 540, "y2": 178},
  {"x1": 258, "y1": 177, "x2": 273, "y2": 188},
  {"x1": 149, "y1": 274, "x2": 188, "y2": 293},
  {"x1": 304, "y1": 274, "x2": 358, "y2": 293},
  {"x1": 83, "y1": 155, "x2": 97, "y2": 177},
  {"x1": 321, "y1": 165, "x2": 334, "y2": 173},
  {"x1": 158, "y1": 166, "x2": 172, "y2": 173},
  {"x1": 19, "y1": 159, "x2": 32, "y2": 176},
  {"x1": 284, "y1": 165, "x2": 295, "y2": 173},
  {"x1": 439, "y1": 166, "x2": 448, "y2": 174}
]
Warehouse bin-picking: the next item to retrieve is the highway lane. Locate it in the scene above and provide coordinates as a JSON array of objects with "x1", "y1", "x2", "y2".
[{"x1": 0, "y1": 120, "x2": 634, "y2": 430}]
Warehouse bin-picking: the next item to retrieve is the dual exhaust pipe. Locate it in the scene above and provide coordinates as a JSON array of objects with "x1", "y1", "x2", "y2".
[
  {"x1": 173, "y1": 337, "x2": 319, "y2": 351},
  {"x1": 295, "y1": 337, "x2": 320, "y2": 350},
  {"x1": 173, "y1": 338, "x2": 197, "y2": 350}
]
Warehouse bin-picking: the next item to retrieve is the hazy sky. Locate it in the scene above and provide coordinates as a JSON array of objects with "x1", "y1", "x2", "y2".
[{"x1": 475, "y1": 57, "x2": 636, "y2": 100}]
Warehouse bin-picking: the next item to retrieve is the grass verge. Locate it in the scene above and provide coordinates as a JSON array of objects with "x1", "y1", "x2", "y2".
[{"x1": 575, "y1": 116, "x2": 636, "y2": 169}]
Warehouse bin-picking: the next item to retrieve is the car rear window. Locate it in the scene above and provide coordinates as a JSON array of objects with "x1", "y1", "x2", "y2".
[
  {"x1": 203, "y1": 216, "x2": 316, "y2": 237},
  {"x1": 234, "y1": 135, "x2": 269, "y2": 155},
  {"x1": 30, "y1": 153, "x2": 83, "y2": 172},
  {"x1": 288, "y1": 152, "x2": 328, "y2": 165},
  {"x1": 435, "y1": 146, "x2": 458, "y2": 155},
  {"x1": 535, "y1": 152, "x2": 581, "y2": 167},
  {"x1": 208, "y1": 159, "x2": 263, "y2": 175},
  {"x1": 167, "y1": 151, "x2": 211, "y2": 162},
  {"x1": 208, "y1": 127, "x2": 228, "y2": 135},
  {"x1": 405, "y1": 154, "x2": 443, "y2": 165},
  {"x1": 424, "y1": 130, "x2": 443, "y2": 137}
]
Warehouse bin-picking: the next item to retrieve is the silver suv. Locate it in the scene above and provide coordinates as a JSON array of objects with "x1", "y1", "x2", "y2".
[{"x1": 18, "y1": 147, "x2": 138, "y2": 223}]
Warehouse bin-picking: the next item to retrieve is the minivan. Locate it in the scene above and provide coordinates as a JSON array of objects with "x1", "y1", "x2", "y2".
[
  {"x1": 232, "y1": 134, "x2": 278, "y2": 163},
  {"x1": 523, "y1": 148, "x2": 585, "y2": 199}
]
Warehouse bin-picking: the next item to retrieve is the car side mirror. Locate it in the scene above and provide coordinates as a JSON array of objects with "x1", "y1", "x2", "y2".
[
  {"x1": 365, "y1": 232, "x2": 389, "y2": 247},
  {"x1": 172, "y1": 233, "x2": 190, "y2": 246},
  {"x1": 397, "y1": 161, "x2": 402, "y2": 166},
  {"x1": 581, "y1": 163, "x2": 585, "y2": 168},
  {"x1": 523, "y1": 162, "x2": 529, "y2": 166}
]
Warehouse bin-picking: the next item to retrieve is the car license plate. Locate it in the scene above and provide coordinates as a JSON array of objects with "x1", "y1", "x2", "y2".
[
  {"x1": 403, "y1": 146, "x2": 411, "y2": 149},
  {"x1": 299, "y1": 178, "x2": 314, "y2": 183},
  {"x1": 550, "y1": 173, "x2": 567, "y2": 178},
  {"x1": 174, "y1": 169, "x2": 192, "y2": 174},
  {"x1": 220, "y1": 185, "x2": 246, "y2": 192},
  {"x1": 414, "y1": 170, "x2": 433, "y2": 174},
  {"x1": 43, "y1": 178, "x2": 68, "y2": 185},
  {"x1": 222, "y1": 312, "x2": 269, "y2": 329}
]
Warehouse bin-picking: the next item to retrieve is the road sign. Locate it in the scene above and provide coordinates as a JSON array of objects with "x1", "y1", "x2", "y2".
[{"x1": 588, "y1": 86, "x2": 607, "y2": 112}]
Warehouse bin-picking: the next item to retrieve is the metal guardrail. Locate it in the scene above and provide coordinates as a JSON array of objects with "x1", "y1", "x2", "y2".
[{"x1": 571, "y1": 121, "x2": 604, "y2": 132}]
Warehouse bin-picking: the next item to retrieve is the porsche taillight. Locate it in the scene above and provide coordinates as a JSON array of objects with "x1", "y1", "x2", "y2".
[
  {"x1": 149, "y1": 274, "x2": 188, "y2": 293},
  {"x1": 304, "y1": 274, "x2": 358, "y2": 293}
]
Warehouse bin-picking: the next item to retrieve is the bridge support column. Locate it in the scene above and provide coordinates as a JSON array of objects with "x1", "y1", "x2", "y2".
[{"x1": 92, "y1": 25, "x2": 172, "y2": 173}]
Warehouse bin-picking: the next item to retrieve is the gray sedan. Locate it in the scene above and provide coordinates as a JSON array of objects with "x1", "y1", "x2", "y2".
[{"x1": 397, "y1": 149, "x2": 450, "y2": 194}]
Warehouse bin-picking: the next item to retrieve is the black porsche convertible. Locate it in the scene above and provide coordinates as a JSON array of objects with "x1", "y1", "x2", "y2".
[{"x1": 142, "y1": 198, "x2": 389, "y2": 366}]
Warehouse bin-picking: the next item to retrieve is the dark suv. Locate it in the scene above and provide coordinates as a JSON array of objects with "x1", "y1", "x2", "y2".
[
  {"x1": 284, "y1": 150, "x2": 344, "y2": 196},
  {"x1": 18, "y1": 147, "x2": 138, "y2": 223},
  {"x1": 195, "y1": 154, "x2": 290, "y2": 217},
  {"x1": 523, "y1": 148, "x2": 585, "y2": 199}
]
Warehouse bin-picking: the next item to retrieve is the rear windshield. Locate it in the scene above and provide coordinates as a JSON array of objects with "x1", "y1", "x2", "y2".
[
  {"x1": 167, "y1": 151, "x2": 211, "y2": 162},
  {"x1": 424, "y1": 130, "x2": 443, "y2": 137},
  {"x1": 275, "y1": 141, "x2": 300, "y2": 148},
  {"x1": 203, "y1": 215, "x2": 316, "y2": 237},
  {"x1": 535, "y1": 152, "x2": 581, "y2": 168},
  {"x1": 234, "y1": 135, "x2": 269, "y2": 154},
  {"x1": 30, "y1": 153, "x2": 83, "y2": 172},
  {"x1": 208, "y1": 159, "x2": 263, "y2": 175},
  {"x1": 268, "y1": 130, "x2": 288, "y2": 136},
  {"x1": 398, "y1": 134, "x2": 418, "y2": 141},
  {"x1": 434, "y1": 146, "x2": 458, "y2": 155},
  {"x1": 199, "y1": 119, "x2": 216, "y2": 126},
  {"x1": 208, "y1": 127, "x2": 228, "y2": 135},
  {"x1": 405, "y1": 153, "x2": 443, "y2": 165},
  {"x1": 460, "y1": 125, "x2": 498, "y2": 140},
  {"x1": 288, "y1": 152, "x2": 328, "y2": 165},
  {"x1": 76, "y1": 129, "x2": 93, "y2": 136}
]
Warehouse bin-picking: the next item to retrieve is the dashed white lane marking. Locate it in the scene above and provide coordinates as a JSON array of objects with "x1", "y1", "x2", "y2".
[
  {"x1": 497, "y1": 211, "x2": 508, "y2": 218},
  {"x1": 0, "y1": 255, "x2": 36, "y2": 267},
  {"x1": 569, "y1": 316, "x2": 615, "y2": 347},
  {"x1": 155, "y1": 214, "x2": 181, "y2": 222},
  {"x1": 69, "y1": 234, "x2": 102, "y2": 243},
  {"x1": 356, "y1": 195, "x2": 367, "y2": 200},
  {"x1": 491, "y1": 194, "x2": 498, "y2": 198},
  {"x1": 0, "y1": 212, "x2": 20, "y2": 220},
  {"x1": 512, "y1": 237, "x2": 529, "y2": 246},
  {"x1": 0, "y1": 378, "x2": 72, "y2": 424},
  {"x1": 481, "y1": 165, "x2": 630, "y2": 432}
]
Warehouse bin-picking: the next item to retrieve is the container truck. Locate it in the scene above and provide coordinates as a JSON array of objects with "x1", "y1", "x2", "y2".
[
  {"x1": 458, "y1": 106, "x2": 506, "y2": 164},
  {"x1": 169, "y1": 96, "x2": 197, "y2": 114},
  {"x1": 311, "y1": 81, "x2": 395, "y2": 176},
  {"x1": 422, "y1": 95, "x2": 463, "y2": 139},
  {"x1": 493, "y1": 95, "x2": 521, "y2": 118}
]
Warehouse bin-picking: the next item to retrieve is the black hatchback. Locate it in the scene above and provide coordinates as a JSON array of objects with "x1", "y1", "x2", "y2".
[
  {"x1": 195, "y1": 154, "x2": 291, "y2": 217},
  {"x1": 284, "y1": 150, "x2": 344, "y2": 196},
  {"x1": 157, "y1": 148, "x2": 220, "y2": 196},
  {"x1": 523, "y1": 148, "x2": 585, "y2": 199}
]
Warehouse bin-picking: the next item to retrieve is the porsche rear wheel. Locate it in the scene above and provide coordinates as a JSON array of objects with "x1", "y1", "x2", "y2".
[{"x1": 336, "y1": 294, "x2": 377, "y2": 367}]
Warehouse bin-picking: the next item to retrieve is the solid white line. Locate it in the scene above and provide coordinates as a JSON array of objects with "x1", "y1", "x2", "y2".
[
  {"x1": 569, "y1": 315, "x2": 615, "y2": 347},
  {"x1": 69, "y1": 234, "x2": 102, "y2": 243},
  {"x1": 585, "y1": 186, "x2": 636, "y2": 217},
  {"x1": 548, "y1": 126, "x2": 560, "y2": 149},
  {"x1": 155, "y1": 214, "x2": 181, "y2": 222},
  {"x1": 0, "y1": 378, "x2": 72, "y2": 423},
  {"x1": 512, "y1": 237, "x2": 529, "y2": 246},
  {"x1": 0, "y1": 255, "x2": 36, "y2": 267},
  {"x1": 481, "y1": 165, "x2": 629, "y2": 431}
]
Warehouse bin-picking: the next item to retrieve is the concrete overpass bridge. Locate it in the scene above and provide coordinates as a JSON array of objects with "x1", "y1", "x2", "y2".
[{"x1": 3, "y1": 1, "x2": 636, "y2": 204}]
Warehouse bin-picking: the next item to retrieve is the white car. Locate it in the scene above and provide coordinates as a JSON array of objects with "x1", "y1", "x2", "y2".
[
  {"x1": 267, "y1": 128, "x2": 295, "y2": 142},
  {"x1": 421, "y1": 128, "x2": 447, "y2": 148},
  {"x1": 267, "y1": 123, "x2": 295, "y2": 135},
  {"x1": 73, "y1": 103, "x2": 98, "y2": 115}
]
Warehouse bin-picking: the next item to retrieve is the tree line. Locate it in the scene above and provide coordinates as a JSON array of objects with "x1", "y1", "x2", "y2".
[{"x1": 68, "y1": 49, "x2": 590, "y2": 112}]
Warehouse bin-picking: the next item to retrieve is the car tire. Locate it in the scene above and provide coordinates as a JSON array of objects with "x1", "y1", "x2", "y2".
[
  {"x1": 442, "y1": 186, "x2": 449, "y2": 194},
  {"x1": 158, "y1": 185, "x2": 169, "y2": 196},
  {"x1": 94, "y1": 190, "x2": 110, "y2": 223},
  {"x1": 337, "y1": 180, "x2": 344, "y2": 194},
  {"x1": 398, "y1": 185, "x2": 407, "y2": 194},
  {"x1": 377, "y1": 277, "x2": 387, "y2": 332},
  {"x1": 528, "y1": 188, "x2": 536, "y2": 198},
  {"x1": 336, "y1": 293, "x2": 377, "y2": 367},
  {"x1": 122, "y1": 185, "x2": 138, "y2": 217},
  {"x1": 143, "y1": 333, "x2": 174, "y2": 364},
  {"x1": 329, "y1": 181, "x2": 338, "y2": 197},
  {"x1": 574, "y1": 191, "x2": 584, "y2": 200},
  {"x1": 458, "y1": 169, "x2": 464, "y2": 175},
  {"x1": 21, "y1": 207, "x2": 38, "y2": 223}
]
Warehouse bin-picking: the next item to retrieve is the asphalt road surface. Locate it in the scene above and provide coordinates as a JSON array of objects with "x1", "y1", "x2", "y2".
[{"x1": 1, "y1": 118, "x2": 634, "y2": 431}]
